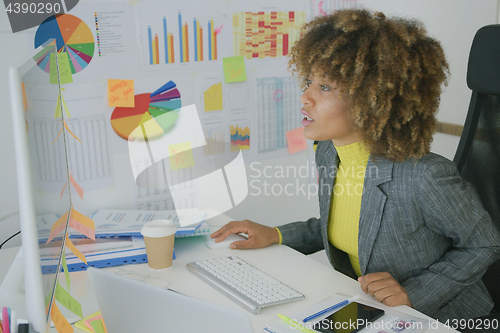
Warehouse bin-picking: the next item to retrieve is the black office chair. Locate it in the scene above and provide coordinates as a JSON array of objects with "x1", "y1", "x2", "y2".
[{"x1": 453, "y1": 25, "x2": 500, "y2": 330}]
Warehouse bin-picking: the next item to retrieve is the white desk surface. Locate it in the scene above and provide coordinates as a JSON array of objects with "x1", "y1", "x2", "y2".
[{"x1": 0, "y1": 214, "x2": 455, "y2": 333}]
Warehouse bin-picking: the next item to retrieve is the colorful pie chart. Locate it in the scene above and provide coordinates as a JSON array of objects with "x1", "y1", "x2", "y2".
[
  {"x1": 34, "y1": 14, "x2": 95, "y2": 74},
  {"x1": 111, "y1": 81, "x2": 182, "y2": 140}
]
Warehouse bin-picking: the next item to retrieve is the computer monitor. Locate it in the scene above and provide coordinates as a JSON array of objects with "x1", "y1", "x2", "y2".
[{"x1": 2, "y1": 38, "x2": 71, "y2": 333}]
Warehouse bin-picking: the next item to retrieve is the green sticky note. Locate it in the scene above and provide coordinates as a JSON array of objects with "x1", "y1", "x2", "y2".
[
  {"x1": 90, "y1": 320, "x2": 106, "y2": 333},
  {"x1": 55, "y1": 282, "x2": 83, "y2": 318},
  {"x1": 57, "y1": 52, "x2": 73, "y2": 85},
  {"x1": 62, "y1": 249, "x2": 70, "y2": 291},
  {"x1": 223, "y1": 56, "x2": 247, "y2": 83},
  {"x1": 50, "y1": 53, "x2": 58, "y2": 84},
  {"x1": 45, "y1": 292, "x2": 52, "y2": 308}
]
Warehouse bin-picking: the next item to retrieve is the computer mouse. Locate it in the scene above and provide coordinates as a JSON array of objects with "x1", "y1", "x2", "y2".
[{"x1": 206, "y1": 234, "x2": 248, "y2": 249}]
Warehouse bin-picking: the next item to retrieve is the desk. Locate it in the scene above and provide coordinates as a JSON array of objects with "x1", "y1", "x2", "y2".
[{"x1": 0, "y1": 214, "x2": 456, "y2": 333}]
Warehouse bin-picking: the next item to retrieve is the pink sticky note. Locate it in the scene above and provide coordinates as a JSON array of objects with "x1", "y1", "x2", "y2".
[
  {"x1": 69, "y1": 217, "x2": 95, "y2": 240},
  {"x1": 69, "y1": 173, "x2": 84, "y2": 200},
  {"x1": 286, "y1": 127, "x2": 308, "y2": 154}
]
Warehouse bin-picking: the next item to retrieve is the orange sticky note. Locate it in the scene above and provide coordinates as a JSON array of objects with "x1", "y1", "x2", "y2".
[
  {"x1": 60, "y1": 181, "x2": 68, "y2": 200},
  {"x1": 65, "y1": 235, "x2": 87, "y2": 264},
  {"x1": 108, "y1": 79, "x2": 135, "y2": 107},
  {"x1": 46, "y1": 212, "x2": 69, "y2": 244},
  {"x1": 70, "y1": 209, "x2": 95, "y2": 230},
  {"x1": 50, "y1": 120, "x2": 64, "y2": 146},
  {"x1": 69, "y1": 173, "x2": 84, "y2": 200},
  {"x1": 64, "y1": 121, "x2": 81, "y2": 143},
  {"x1": 21, "y1": 82, "x2": 27, "y2": 111},
  {"x1": 51, "y1": 302, "x2": 73, "y2": 333},
  {"x1": 286, "y1": 127, "x2": 308, "y2": 154}
]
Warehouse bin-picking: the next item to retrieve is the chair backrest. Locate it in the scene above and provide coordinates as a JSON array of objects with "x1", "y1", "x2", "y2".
[{"x1": 453, "y1": 24, "x2": 500, "y2": 312}]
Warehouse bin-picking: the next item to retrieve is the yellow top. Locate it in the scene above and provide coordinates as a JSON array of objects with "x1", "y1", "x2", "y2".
[{"x1": 328, "y1": 141, "x2": 370, "y2": 277}]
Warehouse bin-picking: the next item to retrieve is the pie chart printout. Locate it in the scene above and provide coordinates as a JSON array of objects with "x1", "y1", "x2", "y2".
[
  {"x1": 34, "y1": 14, "x2": 95, "y2": 74},
  {"x1": 111, "y1": 81, "x2": 182, "y2": 140}
]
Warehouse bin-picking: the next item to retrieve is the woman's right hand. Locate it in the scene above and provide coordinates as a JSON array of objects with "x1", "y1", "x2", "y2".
[{"x1": 210, "y1": 220, "x2": 280, "y2": 249}]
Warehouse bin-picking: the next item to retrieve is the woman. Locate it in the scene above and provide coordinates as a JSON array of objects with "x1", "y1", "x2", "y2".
[{"x1": 211, "y1": 9, "x2": 500, "y2": 321}]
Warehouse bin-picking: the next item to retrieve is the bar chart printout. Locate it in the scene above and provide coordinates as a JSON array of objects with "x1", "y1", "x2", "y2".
[
  {"x1": 146, "y1": 12, "x2": 220, "y2": 65},
  {"x1": 233, "y1": 11, "x2": 306, "y2": 59},
  {"x1": 204, "y1": 127, "x2": 226, "y2": 155}
]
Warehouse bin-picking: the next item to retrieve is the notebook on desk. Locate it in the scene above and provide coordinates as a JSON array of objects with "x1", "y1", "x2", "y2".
[{"x1": 87, "y1": 267, "x2": 253, "y2": 333}]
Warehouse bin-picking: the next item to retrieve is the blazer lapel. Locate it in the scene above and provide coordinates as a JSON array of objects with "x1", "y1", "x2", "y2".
[
  {"x1": 358, "y1": 157, "x2": 393, "y2": 275},
  {"x1": 317, "y1": 141, "x2": 338, "y2": 259}
]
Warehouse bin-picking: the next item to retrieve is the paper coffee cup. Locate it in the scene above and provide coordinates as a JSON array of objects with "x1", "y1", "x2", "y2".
[{"x1": 141, "y1": 220, "x2": 177, "y2": 269}]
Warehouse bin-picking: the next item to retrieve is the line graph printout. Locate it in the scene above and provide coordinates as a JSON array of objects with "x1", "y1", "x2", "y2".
[
  {"x1": 226, "y1": 81, "x2": 251, "y2": 115},
  {"x1": 256, "y1": 76, "x2": 303, "y2": 153},
  {"x1": 204, "y1": 82, "x2": 223, "y2": 111}
]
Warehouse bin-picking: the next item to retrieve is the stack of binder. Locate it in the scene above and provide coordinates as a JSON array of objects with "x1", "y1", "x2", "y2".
[{"x1": 38, "y1": 209, "x2": 210, "y2": 273}]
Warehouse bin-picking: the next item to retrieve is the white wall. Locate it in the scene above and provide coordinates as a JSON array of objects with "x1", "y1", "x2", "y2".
[{"x1": 0, "y1": 0, "x2": 497, "y2": 248}]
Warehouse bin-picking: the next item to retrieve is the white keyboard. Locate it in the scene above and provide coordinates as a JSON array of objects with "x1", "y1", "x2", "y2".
[{"x1": 186, "y1": 256, "x2": 304, "y2": 314}]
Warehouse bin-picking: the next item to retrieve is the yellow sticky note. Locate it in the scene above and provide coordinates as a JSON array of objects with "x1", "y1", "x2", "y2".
[
  {"x1": 55, "y1": 91, "x2": 62, "y2": 118},
  {"x1": 286, "y1": 127, "x2": 308, "y2": 154},
  {"x1": 223, "y1": 56, "x2": 247, "y2": 83},
  {"x1": 62, "y1": 250, "x2": 70, "y2": 291},
  {"x1": 54, "y1": 89, "x2": 71, "y2": 119},
  {"x1": 55, "y1": 282, "x2": 83, "y2": 318},
  {"x1": 58, "y1": 52, "x2": 73, "y2": 85},
  {"x1": 46, "y1": 211, "x2": 69, "y2": 244},
  {"x1": 51, "y1": 301, "x2": 74, "y2": 333},
  {"x1": 168, "y1": 142, "x2": 194, "y2": 170},
  {"x1": 50, "y1": 52, "x2": 58, "y2": 84},
  {"x1": 69, "y1": 208, "x2": 95, "y2": 240},
  {"x1": 66, "y1": 235, "x2": 88, "y2": 264},
  {"x1": 108, "y1": 79, "x2": 135, "y2": 107},
  {"x1": 91, "y1": 320, "x2": 106, "y2": 333}
]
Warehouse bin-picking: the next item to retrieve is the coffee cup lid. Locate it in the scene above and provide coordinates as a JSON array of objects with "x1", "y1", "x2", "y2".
[{"x1": 141, "y1": 220, "x2": 177, "y2": 238}]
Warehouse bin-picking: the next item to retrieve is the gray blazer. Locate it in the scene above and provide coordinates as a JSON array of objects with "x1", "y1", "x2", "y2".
[{"x1": 279, "y1": 140, "x2": 500, "y2": 321}]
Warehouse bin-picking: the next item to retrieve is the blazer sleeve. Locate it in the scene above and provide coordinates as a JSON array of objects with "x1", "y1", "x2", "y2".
[
  {"x1": 277, "y1": 218, "x2": 325, "y2": 255},
  {"x1": 402, "y1": 159, "x2": 500, "y2": 315}
]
